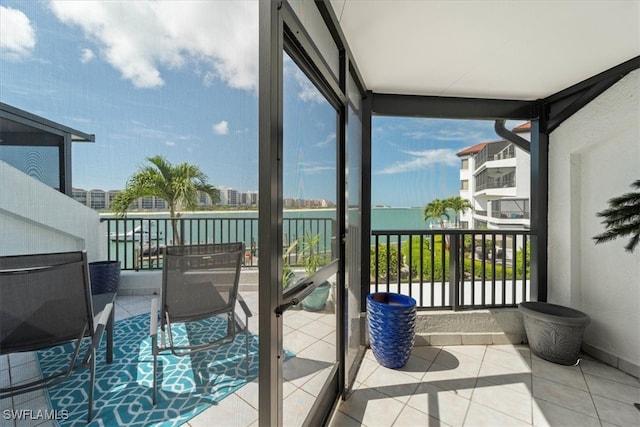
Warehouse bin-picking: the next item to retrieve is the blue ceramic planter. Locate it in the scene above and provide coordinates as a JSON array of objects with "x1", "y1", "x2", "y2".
[
  {"x1": 301, "y1": 282, "x2": 331, "y2": 311},
  {"x1": 89, "y1": 261, "x2": 121, "y2": 295},
  {"x1": 367, "y1": 292, "x2": 417, "y2": 369}
]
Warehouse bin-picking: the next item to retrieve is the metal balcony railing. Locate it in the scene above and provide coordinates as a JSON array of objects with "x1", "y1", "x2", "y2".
[
  {"x1": 491, "y1": 210, "x2": 530, "y2": 220},
  {"x1": 474, "y1": 168, "x2": 516, "y2": 192},
  {"x1": 370, "y1": 229, "x2": 531, "y2": 310},
  {"x1": 475, "y1": 142, "x2": 513, "y2": 169},
  {"x1": 104, "y1": 217, "x2": 532, "y2": 311},
  {"x1": 102, "y1": 216, "x2": 334, "y2": 271}
]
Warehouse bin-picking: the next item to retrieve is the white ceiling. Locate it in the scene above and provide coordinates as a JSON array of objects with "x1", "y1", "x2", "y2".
[{"x1": 329, "y1": 0, "x2": 640, "y2": 100}]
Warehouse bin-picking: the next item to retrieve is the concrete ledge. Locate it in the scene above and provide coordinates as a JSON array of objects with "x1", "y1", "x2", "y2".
[
  {"x1": 118, "y1": 270, "x2": 161, "y2": 296},
  {"x1": 413, "y1": 309, "x2": 527, "y2": 346},
  {"x1": 118, "y1": 268, "x2": 260, "y2": 296},
  {"x1": 415, "y1": 333, "x2": 527, "y2": 346}
]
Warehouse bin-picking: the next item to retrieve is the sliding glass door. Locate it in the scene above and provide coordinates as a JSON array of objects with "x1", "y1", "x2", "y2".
[
  {"x1": 279, "y1": 51, "x2": 340, "y2": 425},
  {"x1": 344, "y1": 69, "x2": 364, "y2": 393},
  {"x1": 259, "y1": 2, "x2": 366, "y2": 424}
]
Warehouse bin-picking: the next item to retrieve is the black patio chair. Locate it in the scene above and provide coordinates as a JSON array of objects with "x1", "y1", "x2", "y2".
[
  {"x1": 150, "y1": 242, "x2": 252, "y2": 404},
  {"x1": 0, "y1": 251, "x2": 113, "y2": 423}
]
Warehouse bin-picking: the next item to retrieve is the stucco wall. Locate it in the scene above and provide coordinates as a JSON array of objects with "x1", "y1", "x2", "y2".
[
  {"x1": 515, "y1": 146, "x2": 531, "y2": 199},
  {"x1": 0, "y1": 161, "x2": 105, "y2": 261},
  {"x1": 548, "y1": 69, "x2": 640, "y2": 371}
]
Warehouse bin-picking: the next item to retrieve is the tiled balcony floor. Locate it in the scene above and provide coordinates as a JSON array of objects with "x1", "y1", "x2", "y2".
[
  {"x1": 330, "y1": 345, "x2": 640, "y2": 427},
  {"x1": 2, "y1": 294, "x2": 639, "y2": 427}
]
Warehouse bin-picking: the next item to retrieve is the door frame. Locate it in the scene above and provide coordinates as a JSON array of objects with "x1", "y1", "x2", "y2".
[{"x1": 258, "y1": 1, "x2": 367, "y2": 425}]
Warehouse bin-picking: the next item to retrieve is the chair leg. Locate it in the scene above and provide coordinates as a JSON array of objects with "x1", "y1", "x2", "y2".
[
  {"x1": 245, "y1": 319, "x2": 250, "y2": 378},
  {"x1": 152, "y1": 334, "x2": 158, "y2": 405},
  {"x1": 87, "y1": 348, "x2": 95, "y2": 423}
]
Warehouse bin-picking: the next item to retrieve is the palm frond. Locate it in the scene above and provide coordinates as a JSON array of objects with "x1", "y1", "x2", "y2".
[{"x1": 593, "y1": 179, "x2": 640, "y2": 253}]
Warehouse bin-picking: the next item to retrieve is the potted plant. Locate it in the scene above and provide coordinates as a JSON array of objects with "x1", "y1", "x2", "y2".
[
  {"x1": 282, "y1": 241, "x2": 298, "y2": 291},
  {"x1": 300, "y1": 231, "x2": 332, "y2": 311},
  {"x1": 519, "y1": 179, "x2": 639, "y2": 366}
]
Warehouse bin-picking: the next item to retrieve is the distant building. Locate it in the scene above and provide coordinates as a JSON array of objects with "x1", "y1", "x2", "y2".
[
  {"x1": 457, "y1": 122, "x2": 530, "y2": 230},
  {"x1": 72, "y1": 188, "x2": 88, "y2": 206},
  {"x1": 69, "y1": 186, "x2": 260, "y2": 211},
  {"x1": 88, "y1": 189, "x2": 106, "y2": 210}
]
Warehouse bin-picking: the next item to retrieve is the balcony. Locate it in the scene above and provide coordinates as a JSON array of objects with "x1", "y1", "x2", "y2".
[
  {"x1": 475, "y1": 142, "x2": 514, "y2": 170},
  {"x1": 2, "y1": 1, "x2": 638, "y2": 425},
  {"x1": 474, "y1": 169, "x2": 517, "y2": 196},
  {"x1": 3, "y1": 273, "x2": 637, "y2": 427},
  {"x1": 2, "y1": 213, "x2": 638, "y2": 427}
]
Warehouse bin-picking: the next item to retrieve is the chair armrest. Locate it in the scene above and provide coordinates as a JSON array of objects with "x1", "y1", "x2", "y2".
[
  {"x1": 97, "y1": 303, "x2": 113, "y2": 327},
  {"x1": 92, "y1": 302, "x2": 113, "y2": 332},
  {"x1": 237, "y1": 294, "x2": 252, "y2": 317},
  {"x1": 91, "y1": 302, "x2": 113, "y2": 349}
]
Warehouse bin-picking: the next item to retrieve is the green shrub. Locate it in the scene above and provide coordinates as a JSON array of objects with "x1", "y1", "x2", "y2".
[
  {"x1": 371, "y1": 235, "x2": 530, "y2": 282},
  {"x1": 515, "y1": 241, "x2": 531, "y2": 278},
  {"x1": 401, "y1": 236, "x2": 449, "y2": 281},
  {"x1": 370, "y1": 244, "x2": 399, "y2": 280}
]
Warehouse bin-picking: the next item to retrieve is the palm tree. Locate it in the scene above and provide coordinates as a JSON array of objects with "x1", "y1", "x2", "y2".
[
  {"x1": 423, "y1": 198, "x2": 451, "y2": 229},
  {"x1": 593, "y1": 179, "x2": 640, "y2": 253},
  {"x1": 111, "y1": 155, "x2": 220, "y2": 245},
  {"x1": 447, "y1": 196, "x2": 473, "y2": 228}
]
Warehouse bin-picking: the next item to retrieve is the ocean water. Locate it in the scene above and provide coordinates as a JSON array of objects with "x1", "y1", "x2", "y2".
[
  {"x1": 105, "y1": 207, "x2": 431, "y2": 230},
  {"x1": 371, "y1": 207, "x2": 432, "y2": 230}
]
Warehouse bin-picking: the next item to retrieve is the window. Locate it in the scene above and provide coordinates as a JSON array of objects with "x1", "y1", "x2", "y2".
[
  {"x1": 461, "y1": 158, "x2": 469, "y2": 169},
  {"x1": 461, "y1": 180, "x2": 469, "y2": 190}
]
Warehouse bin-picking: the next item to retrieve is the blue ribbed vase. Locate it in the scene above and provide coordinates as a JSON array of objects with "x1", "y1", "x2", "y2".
[
  {"x1": 89, "y1": 261, "x2": 121, "y2": 295},
  {"x1": 367, "y1": 292, "x2": 417, "y2": 369}
]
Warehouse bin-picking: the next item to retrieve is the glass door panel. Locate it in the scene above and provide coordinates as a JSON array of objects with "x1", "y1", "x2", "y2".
[
  {"x1": 281, "y1": 51, "x2": 338, "y2": 425},
  {"x1": 345, "y1": 71, "x2": 364, "y2": 392}
]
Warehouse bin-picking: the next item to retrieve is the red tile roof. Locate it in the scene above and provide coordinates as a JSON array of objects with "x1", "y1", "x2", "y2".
[
  {"x1": 512, "y1": 121, "x2": 531, "y2": 131},
  {"x1": 456, "y1": 142, "x2": 487, "y2": 156},
  {"x1": 458, "y1": 121, "x2": 531, "y2": 157}
]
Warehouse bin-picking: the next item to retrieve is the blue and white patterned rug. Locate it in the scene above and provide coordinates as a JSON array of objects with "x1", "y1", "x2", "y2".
[{"x1": 37, "y1": 313, "x2": 278, "y2": 426}]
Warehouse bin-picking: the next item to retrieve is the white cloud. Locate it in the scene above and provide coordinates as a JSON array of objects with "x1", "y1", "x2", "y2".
[
  {"x1": 213, "y1": 120, "x2": 229, "y2": 135},
  {"x1": 48, "y1": 1, "x2": 257, "y2": 90},
  {"x1": 298, "y1": 79, "x2": 326, "y2": 103},
  {"x1": 376, "y1": 148, "x2": 459, "y2": 175},
  {"x1": 80, "y1": 48, "x2": 95, "y2": 63},
  {"x1": 403, "y1": 126, "x2": 486, "y2": 142},
  {"x1": 165, "y1": 141, "x2": 176, "y2": 146},
  {"x1": 433, "y1": 128, "x2": 483, "y2": 141},
  {"x1": 403, "y1": 131, "x2": 428, "y2": 140},
  {"x1": 301, "y1": 163, "x2": 334, "y2": 175},
  {"x1": 285, "y1": 60, "x2": 326, "y2": 104},
  {"x1": 316, "y1": 133, "x2": 335, "y2": 148},
  {"x1": 0, "y1": 6, "x2": 36, "y2": 60}
]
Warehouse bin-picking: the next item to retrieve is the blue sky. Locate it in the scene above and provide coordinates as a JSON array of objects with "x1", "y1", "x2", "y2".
[{"x1": 1, "y1": 1, "x2": 523, "y2": 208}]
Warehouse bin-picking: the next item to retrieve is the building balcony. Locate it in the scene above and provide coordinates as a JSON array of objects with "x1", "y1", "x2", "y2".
[
  {"x1": 474, "y1": 156, "x2": 518, "y2": 175},
  {"x1": 475, "y1": 141, "x2": 513, "y2": 168},
  {"x1": 474, "y1": 167, "x2": 517, "y2": 197},
  {"x1": 3, "y1": 269, "x2": 637, "y2": 427}
]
